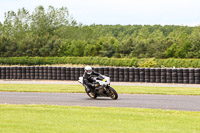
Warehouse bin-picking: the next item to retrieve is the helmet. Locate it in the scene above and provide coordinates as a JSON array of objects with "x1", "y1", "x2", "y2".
[{"x1": 85, "y1": 66, "x2": 92, "y2": 74}]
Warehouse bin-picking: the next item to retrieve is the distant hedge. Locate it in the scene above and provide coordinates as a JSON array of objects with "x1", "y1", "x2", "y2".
[{"x1": 0, "y1": 57, "x2": 200, "y2": 68}]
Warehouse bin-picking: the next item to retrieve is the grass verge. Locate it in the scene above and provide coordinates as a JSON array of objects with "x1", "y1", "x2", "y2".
[
  {"x1": 0, "y1": 84, "x2": 200, "y2": 95},
  {"x1": 0, "y1": 104, "x2": 200, "y2": 133}
]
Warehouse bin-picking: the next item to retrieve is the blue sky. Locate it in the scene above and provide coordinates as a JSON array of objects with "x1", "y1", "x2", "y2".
[{"x1": 0, "y1": 0, "x2": 200, "y2": 26}]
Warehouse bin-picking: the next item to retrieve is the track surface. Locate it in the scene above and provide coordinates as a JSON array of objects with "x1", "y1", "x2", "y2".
[{"x1": 0, "y1": 92, "x2": 200, "y2": 111}]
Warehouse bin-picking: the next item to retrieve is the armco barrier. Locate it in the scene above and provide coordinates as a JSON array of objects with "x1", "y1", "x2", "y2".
[{"x1": 0, "y1": 66, "x2": 200, "y2": 84}]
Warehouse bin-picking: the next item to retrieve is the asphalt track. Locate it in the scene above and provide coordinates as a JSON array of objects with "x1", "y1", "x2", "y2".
[{"x1": 1, "y1": 92, "x2": 200, "y2": 111}]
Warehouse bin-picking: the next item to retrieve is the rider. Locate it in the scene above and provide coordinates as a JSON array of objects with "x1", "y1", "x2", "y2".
[{"x1": 83, "y1": 66, "x2": 100, "y2": 92}]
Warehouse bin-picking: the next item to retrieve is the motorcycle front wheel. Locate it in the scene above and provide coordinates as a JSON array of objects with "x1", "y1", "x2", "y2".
[{"x1": 108, "y1": 87, "x2": 118, "y2": 100}]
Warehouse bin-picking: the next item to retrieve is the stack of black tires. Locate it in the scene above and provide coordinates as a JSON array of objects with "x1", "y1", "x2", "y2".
[{"x1": 0, "y1": 66, "x2": 200, "y2": 84}]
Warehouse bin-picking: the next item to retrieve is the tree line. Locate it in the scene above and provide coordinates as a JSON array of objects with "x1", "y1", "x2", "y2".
[{"x1": 0, "y1": 6, "x2": 200, "y2": 58}]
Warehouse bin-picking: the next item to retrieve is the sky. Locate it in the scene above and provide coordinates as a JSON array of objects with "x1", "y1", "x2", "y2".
[{"x1": 0, "y1": 0, "x2": 200, "y2": 26}]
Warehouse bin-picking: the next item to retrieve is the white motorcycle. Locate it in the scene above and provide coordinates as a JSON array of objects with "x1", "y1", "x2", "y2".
[{"x1": 78, "y1": 75, "x2": 118, "y2": 100}]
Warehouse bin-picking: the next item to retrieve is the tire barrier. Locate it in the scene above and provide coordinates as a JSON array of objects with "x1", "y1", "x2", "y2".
[
  {"x1": 114, "y1": 68, "x2": 119, "y2": 82},
  {"x1": 177, "y1": 69, "x2": 183, "y2": 83},
  {"x1": 109, "y1": 67, "x2": 114, "y2": 82},
  {"x1": 99, "y1": 67, "x2": 104, "y2": 75},
  {"x1": 25, "y1": 67, "x2": 30, "y2": 79},
  {"x1": 172, "y1": 69, "x2": 178, "y2": 83},
  {"x1": 0, "y1": 66, "x2": 200, "y2": 84},
  {"x1": 66, "y1": 67, "x2": 70, "y2": 80},
  {"x1": 129, "y1": 68, "x2": 134, "y2": 82},
  {"x1": 57, "y1": 67, "x2": 61, "y2": 80},
  {"x1": 139, "y1": 68, "x2": 145, "y2": 82},
  {"x1": 43, "y1": 67, "x2": 48, "y2": 80},
  {"x1": 183, "y1": 68, "x2": 189, "y2": 84},
  {"x1": 155, "y1": 68, "x2": 161, "y2": 83},
  {"x1": 1, "y1": 67, "x2": 5, "y2": 79},
  {"x1": 166, "y1": 69, "x2": 172, "y2": 83},
  {"x1": 70, "y1": 67, "x2": 75, "y2": 80},
  {"x1": 161, "y1": 68, "x2": 166, "y2": 83},
  {"x1": 104, "y1": 67, "x2": 109, "y2": 77},
  {"x1": 145, "y1": 68, "x2": 150, "y2": 82},
  {"x1": 194, "y1": 69, "x2": 200, "y2": 84},
  {"x1": 48, "y1": 67, "x2": 52, "y2": 80},
  {"x1": 75, "y1": 67, "x2": 80, "y2": 80},
  {"x1": 35, "y1": 66, "x2": 39, "y2": 80},
  {"x1": 134, "y1": 68, "x2": 140, "y2": 82},
  {"x1": 124, "y1": 68, "x2": 129, "y2": 82},
  {"x1": 80, "y1": 67, "x2": 84, "y2": 78},
  {"x1": 119, "y1": 68, "x2": 124, "y2": 82},
  {"x1": 189, "y1": 69, "x2": 194, "y2": 84},
  {"x1": 150, "y1": 68, "x2": 155, "y2": 83}
]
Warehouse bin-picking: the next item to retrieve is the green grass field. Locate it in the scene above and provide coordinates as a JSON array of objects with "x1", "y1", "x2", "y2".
[
  {"x1": 0, "y1": 104, "x2": 199, "y2": 133},
  {"x1": 0, "y1": 84, "x2": 200, "y2": 95}
]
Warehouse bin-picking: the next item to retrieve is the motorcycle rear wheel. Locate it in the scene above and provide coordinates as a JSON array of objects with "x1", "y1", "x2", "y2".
[{"x1": 108, "y1": 87, "x2": 118, "y2": 100}]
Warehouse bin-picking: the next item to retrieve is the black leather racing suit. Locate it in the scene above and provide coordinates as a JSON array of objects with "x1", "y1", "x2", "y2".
[{"x1": 83, "y1": 70, "x2": 100, "y2": 92}]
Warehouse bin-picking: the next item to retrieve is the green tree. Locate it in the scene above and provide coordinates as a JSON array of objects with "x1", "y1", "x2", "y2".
[
  {"x1": 187, "y1": 27, "x2": 200, "y2": 58},
  {"x1": 97, "y1": 36, "x2": 119, "y2": 57}
]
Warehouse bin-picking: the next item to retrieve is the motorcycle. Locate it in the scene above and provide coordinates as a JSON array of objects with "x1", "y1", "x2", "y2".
[{"x1": 78, "y1": 75, "x2": 118, "y2": 100}]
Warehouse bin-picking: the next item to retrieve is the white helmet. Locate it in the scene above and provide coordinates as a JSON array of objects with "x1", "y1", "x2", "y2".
[{"x1": 85, "y1": 66, "x2": 92, "y2": 74}]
